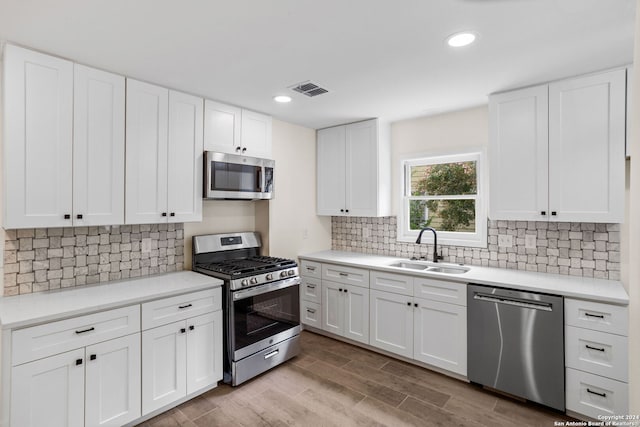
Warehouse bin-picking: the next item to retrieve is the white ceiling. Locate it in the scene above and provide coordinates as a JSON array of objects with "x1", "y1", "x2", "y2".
[{"x1": 0, "y1": 0, "x2": 636, "y2": 129}]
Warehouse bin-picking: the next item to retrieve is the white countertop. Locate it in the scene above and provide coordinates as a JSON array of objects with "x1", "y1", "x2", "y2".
[
  {"x1": 299, "y1": 250, "x2": 629, "y2": 305},
  {"x1": 0, "y1": 271, "x2": 223, "y2": 329}
]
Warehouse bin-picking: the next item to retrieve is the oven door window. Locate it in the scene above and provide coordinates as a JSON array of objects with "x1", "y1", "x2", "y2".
[
  {"x1": 211, "y1": 161, "x2": 261, "y2": 193},
  {"x1": 233, "y1": 285, "x2": 299, "y2": 351}
]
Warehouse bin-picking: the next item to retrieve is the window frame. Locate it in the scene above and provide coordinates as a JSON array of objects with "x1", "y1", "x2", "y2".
[{"x1": 397, "y1": 150, "x2": 487, "y2": 248}]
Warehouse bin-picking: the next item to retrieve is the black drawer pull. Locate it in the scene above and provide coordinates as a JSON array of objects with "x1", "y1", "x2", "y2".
[
  {"x1": 161, "y1": 212, "x2": 167, "y2": 217},
  {"x1": 551, "y1": 211, "x2": 557, "y2": 216},
  {"x1": 586, "y1": 345, "x2": 606, "y2": 352},
  {"x1": 64, "y1": 214, "x2": 71, "y2": 219},
  {"x1": 585, "y1": 312, "x2": 605, "y2": 319},
  {"x1": 540, "y1": 211, "x2": 546, "y2": 216},
  {"x1": 306, "y1": 308, "x2": 316, "y2": 314},
  {"x1": 189, "y1": 325, "x2": 195, "y2": 331},
  {"x1": 76, "y1": 358, "x2": 83, "y2": 365},
  {"x1": 75, "y1": 327, "x2": 95, "y2": 334},
  {"x1": 178, "y1": 304, "x2": 193, "y2": 309},
  {"x1": 307, "y1": 284, "x2": 316, "y2": 289},
  {"x1": 306, "y1": 267, "x2": 316, "y2": 271},
  {"x1": 180, "y1": 328, "x2": 186, "y2": 334},
  {"x1": 77, "y1": 214, "x2": 83, "y2": 219},
  {"x1": 338, "y1": 272, "x2": 348, "y2": 277},
  {"x1": 170, "y1": 212, "x2": 175, "y2": 217},
  {"x1": 90, "y1": 354, "x2": 97, "y2": 361},
  {"x1": 586, "y1": 388, "x2": 607, "y2": 398}
]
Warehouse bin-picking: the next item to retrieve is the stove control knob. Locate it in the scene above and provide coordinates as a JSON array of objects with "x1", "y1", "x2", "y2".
[
  {"x1": 241, "y1": 279, "x2": 249, "y2": 287},
  {"x1": 287, "y1": 270, "x2": 295, "y2": 277},
  {"x1": 250, "y1": 277, "x2": 258, "y2": 285},
  {"x1": 266, "y1": 273, "x2": 273, "y2": 280},
  {"x1": 280, "y1": 271, "x2": 287, "y2": 278}
]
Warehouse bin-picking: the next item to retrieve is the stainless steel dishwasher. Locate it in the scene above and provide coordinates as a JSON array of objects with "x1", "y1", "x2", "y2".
[{"x1": 467, "y1": 284, "x2": 565, "y2": 411}]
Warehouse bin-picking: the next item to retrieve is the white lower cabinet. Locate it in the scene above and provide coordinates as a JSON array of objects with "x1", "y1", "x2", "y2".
[
  {"x1": 142, "y1": 311, "x2": 222, "y2": 415},
  {"x1": 413, "y1": 298, "x2": 467, "y2": 376},
  {"x1": 321, "y1": 280, "x2": 369, "y2": 344},
  {"x1": 369, "y1": 289, "x2": 413, "y2": 358},
  {"x1": 11, "y1": 334, "x2": 141, "y2": 427}
]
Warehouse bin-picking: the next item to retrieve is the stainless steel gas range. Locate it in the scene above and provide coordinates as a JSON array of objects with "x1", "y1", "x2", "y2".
[{"x1": 192, "y1": 232, "x2": 300, "y2": 386}]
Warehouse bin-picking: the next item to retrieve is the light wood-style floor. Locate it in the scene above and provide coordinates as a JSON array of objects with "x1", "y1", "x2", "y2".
[{"x1": 138, "y1": 331, "x2": 574, "y2": 427}]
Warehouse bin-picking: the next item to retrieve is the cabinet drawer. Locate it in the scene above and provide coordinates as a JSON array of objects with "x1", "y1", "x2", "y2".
[
  {"x1": 565, "y1": 326, "x2": 628, "y2": 382},
  {"x1": 322, "y1": 263, "x2": 369, "y2": 288},
  {"x1": 12, "y1": 305, "x2": 140, "y2": 366},
  {"x1": 300, "y1": 260, "x2": 322, "y2": 279},
  {"x1": 142, "y1": 288, "x2": 221, "y2": 330},
  {"x1": 413, "y1": 277, "x2": 466, "y2": 306},
  {"x1": 301, "y1": 277, "x2": 321, "y2": 304},
  {"x1": 565, "y1": 299, "x2": 628, "y2": 335},
  {"x1": 566, "y1": 368, "x2": 628, "y2": 419},
  {"x1": 370, "y1": 271, "x2": 413, "y2": 296},
  {"x1": 301, "y1": 301, "x2": 321, "y2": 329}
]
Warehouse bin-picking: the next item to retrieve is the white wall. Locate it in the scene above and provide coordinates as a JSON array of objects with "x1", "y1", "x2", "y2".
[
  {"x1": 260, "y1": 119, "x2": 331, "y2": 259},
  {"x1": 390, "y1": 106, "x2": 489, "y2": 216},
  {"x1": 626, "y1": 0, "x2": 640, "y2": 412}
]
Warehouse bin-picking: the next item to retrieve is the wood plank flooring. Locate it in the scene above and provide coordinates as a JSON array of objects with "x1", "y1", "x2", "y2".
[{"x1": 138, "y1": 331, "x2": 575, "y2": 427}]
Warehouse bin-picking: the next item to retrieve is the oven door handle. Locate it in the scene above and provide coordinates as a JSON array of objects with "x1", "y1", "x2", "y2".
[{"x1": 233, "y1": 277, "x2": 300, "y2": 301}]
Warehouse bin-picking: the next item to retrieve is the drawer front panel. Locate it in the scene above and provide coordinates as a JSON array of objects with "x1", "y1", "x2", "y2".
[
  {"x1": 301, "y1": 277, "x2": 321, "y2": 304},
  {"x1": 565, "y1": 326, "x2": 628, "y2": 382},
  {"x1": 565, "y1": 299, "x2": 628, "y2": 335},
  {"x1": 300, "y1": 260, "x2": 322, "y2": 279},
  {"x1": 12, "y1": 305, "x2": 140, "y2": 366},
  {"x1": 142, "y1": 288, "x2": 221, "y2": 330},
  {"x1": 414, "y1": 277, "x2": 466, "y2": 306},
  {"x1": 566, "y1": 368, "x2": 628, "y2": 419},
  {"x1": 370, "y1": 271, "x2": 413, "y2": 296},
  {"x1": 301, "y1": 301, "x2": 321, "y2": 328},
  {"x1": 322, "y1": 263, "x2": 369, "y2": 287}
]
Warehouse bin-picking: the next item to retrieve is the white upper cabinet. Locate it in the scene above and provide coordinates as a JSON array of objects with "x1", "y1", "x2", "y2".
[
  {"x1": 204, "y1": 101, "x2": 272, "y2": 158},
  {"x1": 489, "y1": 68, "x2": 626, "y2": 223},
  {"x1": 126, "y1": 80, "x2": 202, "y2": 224},
  {"x1": 548, "y1": 70, "x2": 625, "y2": 223},
  {"x1": 317, "y1": 119, "x2": 390, "y2": 217},
  {"x1": 125, "y1": 79, "x2": 169, "y2": 224},
  {"x1": 73, "y1": 64, "x2": 125, "y2": 226},
  {"x1": 3, "y1": 44, "x2": 74, "y2": 228},
  {"x1": 167, "y1": 90, "x2": 203, "y2": 223},
  {"x1": 489, "y1": 85, "x2": 549, "y2": 221},
  {"x1": 203, "y1": 100, "x2": 241, "y2": 153}
]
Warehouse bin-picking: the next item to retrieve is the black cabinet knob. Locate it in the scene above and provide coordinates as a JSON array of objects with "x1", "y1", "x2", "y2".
[
  {"x1": 189, "y1": 325, "x2": 194, "y2": 331},
  {"x1": 170, "y1": 212, "x2": 175, "y2": 217},
  {"x1": 242, "y1": 147, "x2": 247, "y2": 153},
  {"x1": 343, "y1": 289, "x2": 348, "y2": 293},
  {"x1": 345, "y1": 209, "x2": 349, "y2": 213},
  {"x1": 90, "y1": 354, "x2": 97, "y2": 361},
  {"x1": 340, "y1": 209, "x2": 344, "y2": 212},
  {"x1": 162, "y1": 212, "x2": 167, "y2": 217},
  {"x1": 407, "y1": 302, "x2": 411, "y2": 306},
  {"x1": 338, "y1": 288, "x2": 343, "y2": 292},
  {"x1": 180, "y1": 328, "x2": 186, "y2": 334},
  {"x1": 77, "y1": 214, "x2": 83, "y2": 219},
  {"x1": 76, "y1": 359, "x2": 83, "y2": 365},
  {"x1": 64, "y1": 214, "x2": 71, "y2": 219},
  {"x1": 540, "y1": 211, "x2": 546, "y2": 216},
  {"x1": 551, "y1": 211, "x2": 557, "y2": 216},
  {"x1": 236, "y1": 146, "x2": 242, "y2": 152},
  {"x1": 414, "y1": 303, "x2": 418, "y2": 307}
]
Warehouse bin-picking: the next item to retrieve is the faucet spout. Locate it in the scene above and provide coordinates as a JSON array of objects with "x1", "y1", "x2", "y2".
[{"x1": 415, "y1": 227, "x2": 442, "y2": 263}]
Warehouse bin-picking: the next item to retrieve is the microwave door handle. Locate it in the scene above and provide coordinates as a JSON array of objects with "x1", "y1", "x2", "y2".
[{"x1": 256, "y1": 168, "x2": 263, "y2": 192}]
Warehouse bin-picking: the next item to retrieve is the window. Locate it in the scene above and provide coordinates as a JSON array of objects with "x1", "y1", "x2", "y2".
[{"x1": 398, "y1": 151, "x2": 487, "y2": 247}]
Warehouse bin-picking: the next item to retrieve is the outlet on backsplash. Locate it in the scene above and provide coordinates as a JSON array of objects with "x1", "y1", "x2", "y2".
[{"x1": 498, "y1": 234, "x2": 513, "y2": 248}]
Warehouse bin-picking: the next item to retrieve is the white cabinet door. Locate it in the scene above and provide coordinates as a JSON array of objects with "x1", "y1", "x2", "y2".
[
  {"x1": 343, "y1": 284, "x2": 369, "y2": 344},
  {"x1": 548, "y1": 70, "x2": 626, "y2": 223},
  {"x1": 489, "y1": 85, "x2": 549, "y2": 221},
  {"x1": 73, "y1": 64, "x2": 125, "y2": 226},
  {"x1": 345, "y1": 120, "x2": 378, "y2": 217},
  {"x1": 85, "y1": 334, "x2": 141, "y2": 427},
  {"x1": 11, "y1": 348, "x2": 85, "y2": 427},
  {"x1": 321, "y1": 280, "x2": 344, "y2": 335},
  {"x1": 240, "y1": 109, "x2": 272, "y2": 157},
  {"x1": 167, "y1": 90, "x2": 203, "y2": 223},
  {"x1": 3, "y1": 44, "x2": 74, "y2": 228},
  {"x1": 369, "y1": 289, "x2": 413, "y2": 358},
  {"x1": 141, "y1": 321, "x2": 187, "y2": 415},
  {"x1": 414, "y1": 298, "x2": 467, "y2": 376},
  {"x1": 204, "y1": 100, "x2": 241, "y2": 153},
  {"x1": 125, "y1": 79, "x2": 169, "y2": 224},
  {"x1": 186, "y1": 311, "x2": 223, "y2": 394},
  {"x1": 317, "y1": 126, "x2": 347, "y2": 215}
]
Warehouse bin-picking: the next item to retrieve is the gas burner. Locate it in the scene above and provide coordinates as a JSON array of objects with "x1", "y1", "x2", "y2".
[{"x1": 199, "y1": 256, "x2": 297, "y2": 277}]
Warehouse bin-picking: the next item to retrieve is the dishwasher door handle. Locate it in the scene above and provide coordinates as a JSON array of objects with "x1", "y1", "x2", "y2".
[{"x1": 473, "y1": 293, "x2": 553, "y2": 311}]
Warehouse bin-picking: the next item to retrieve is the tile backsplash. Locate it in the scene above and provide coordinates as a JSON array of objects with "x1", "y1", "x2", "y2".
[
  {"x1": 332, "y1": 217, "x2": 621, "y2": 280},
  {"x1": 3, "y1": 223, "x2": 184, "y2": 296}
]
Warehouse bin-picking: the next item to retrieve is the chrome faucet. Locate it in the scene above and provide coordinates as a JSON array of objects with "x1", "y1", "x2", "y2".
[{"x1": 415, "y1": 227, "x2": 443, "y2": 263}]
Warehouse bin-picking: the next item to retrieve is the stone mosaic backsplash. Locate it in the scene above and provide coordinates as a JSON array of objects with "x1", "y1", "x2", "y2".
[
  {"x1": 3, "y1": 223, "x2": 184, "y2": 296},
  {"x1": 332, "y1": 217, "x2": 621, "y2": 280}
]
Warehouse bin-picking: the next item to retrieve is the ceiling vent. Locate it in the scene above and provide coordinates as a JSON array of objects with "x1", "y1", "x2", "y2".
[{"x1": 289, "y1": 81, "x2": 329, "y2": 97}]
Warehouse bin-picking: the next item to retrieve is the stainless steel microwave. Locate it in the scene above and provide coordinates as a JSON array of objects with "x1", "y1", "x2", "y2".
[{"x1": 204, "y1": 151, "x2": 274, "y2": 200}]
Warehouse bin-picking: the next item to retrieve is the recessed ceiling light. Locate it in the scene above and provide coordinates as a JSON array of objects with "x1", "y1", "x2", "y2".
[
  {"x1": 446, "y1": 32, "x2": 477, "y2": 48},
  {"x1": 273, "y1": 95, "x2": 292, "y2": 103}
]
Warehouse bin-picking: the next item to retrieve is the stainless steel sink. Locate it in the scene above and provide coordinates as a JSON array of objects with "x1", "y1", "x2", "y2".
[{"x1": 388, "y1": 260, "x2": 469, "y2": 274}]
